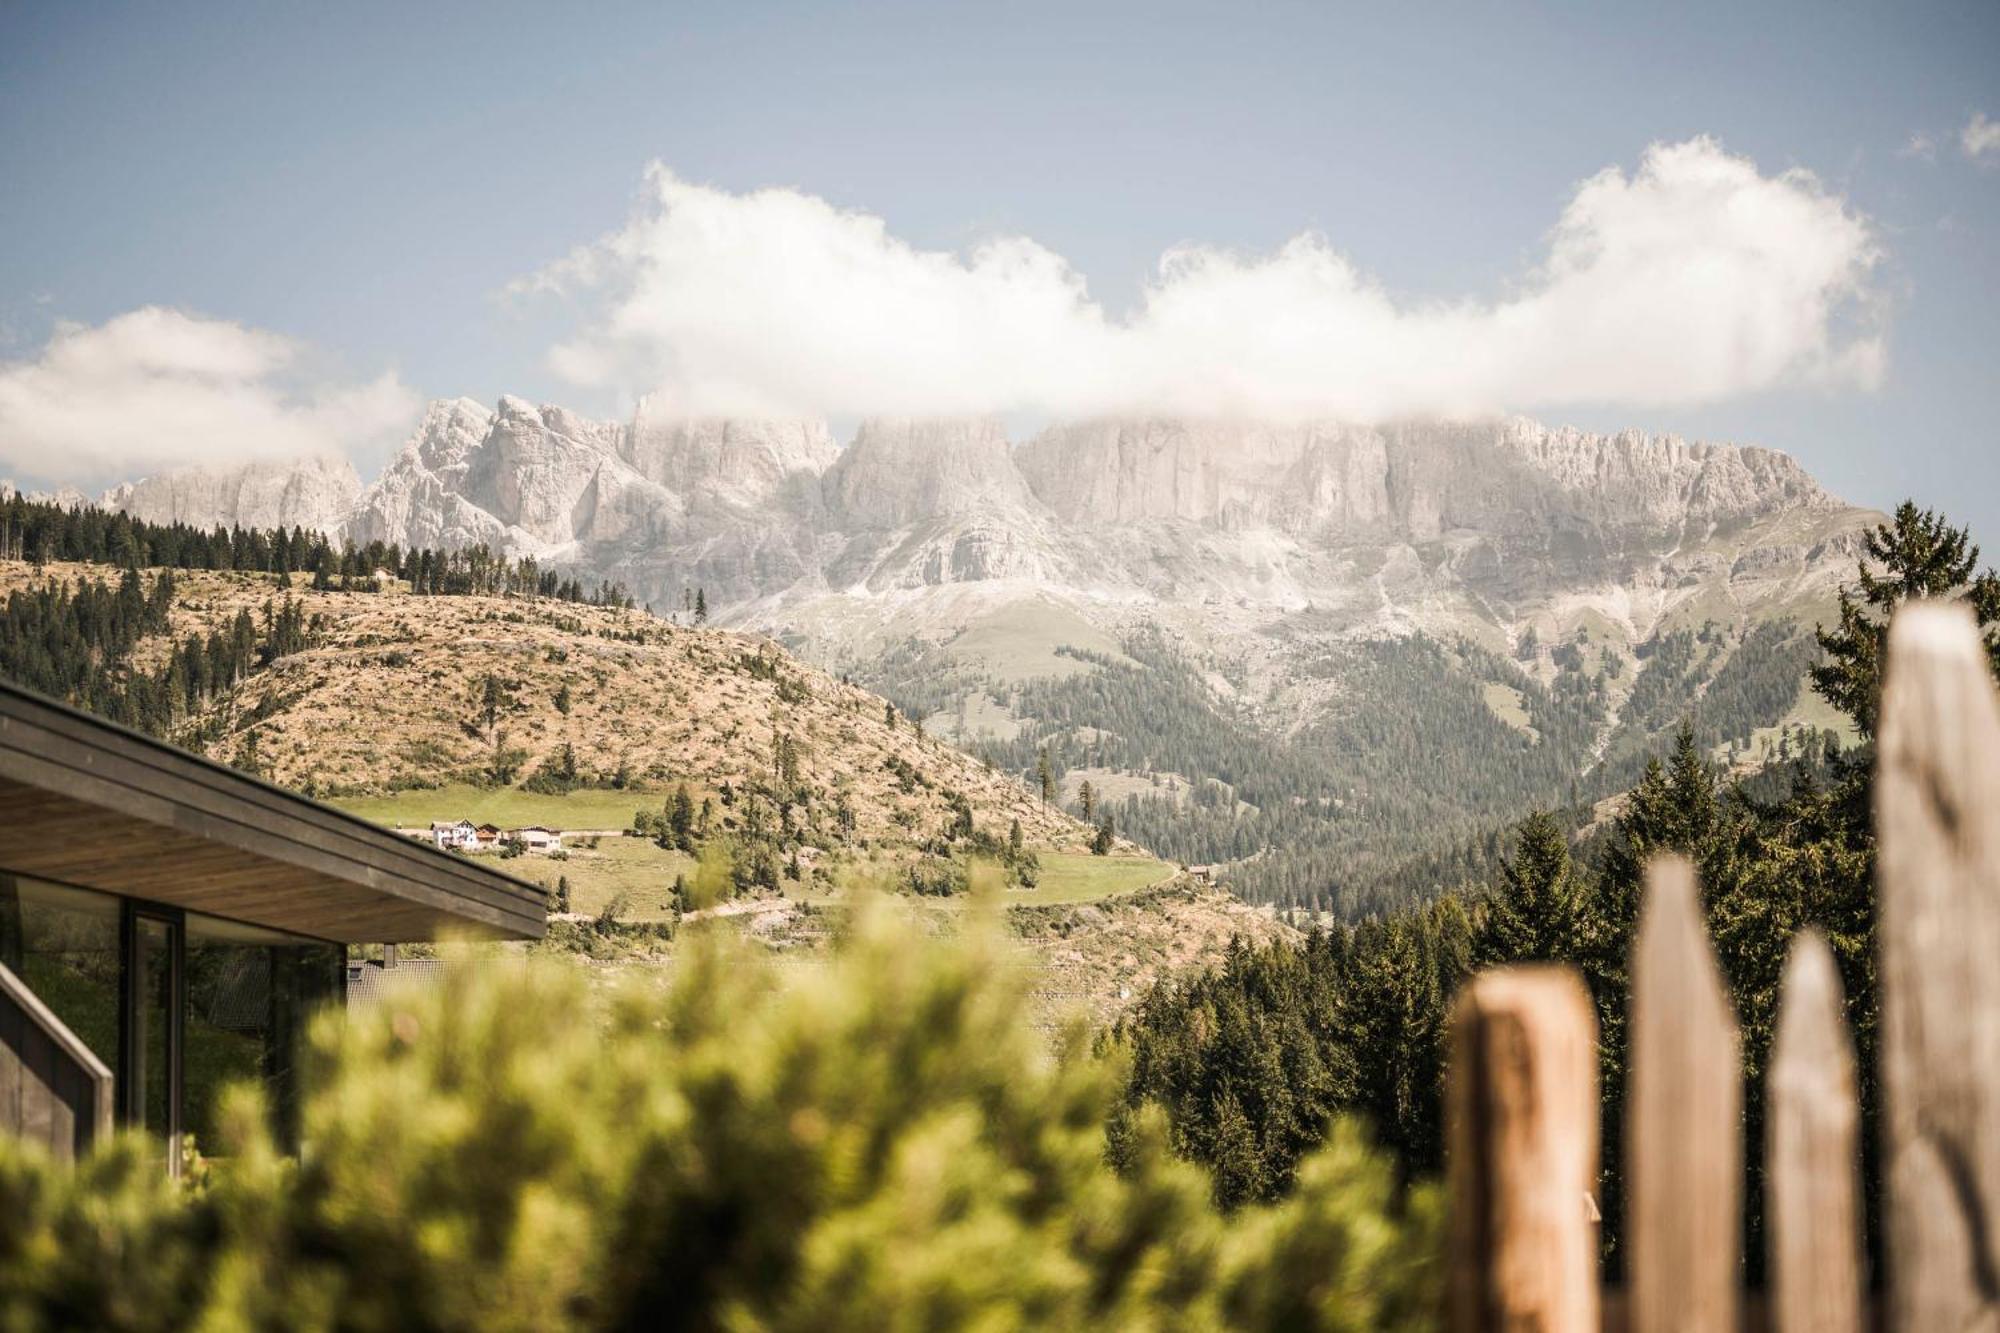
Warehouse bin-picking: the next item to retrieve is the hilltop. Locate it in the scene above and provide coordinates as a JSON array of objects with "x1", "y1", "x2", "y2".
[{"x1": 0, "y1": 561, "x2": 1085, "y2": 854}]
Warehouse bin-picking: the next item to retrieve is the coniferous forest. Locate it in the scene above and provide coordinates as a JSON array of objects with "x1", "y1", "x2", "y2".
[
  {"x1": 875, "y1": 608, "x2": 1826, "y2": 919},
  {"x1": 1111, "y1": 501, "x2": 1998, "y2": 1276},
  {"x1": 0, "y1": 493, "x2": 632, "y2": 606}
]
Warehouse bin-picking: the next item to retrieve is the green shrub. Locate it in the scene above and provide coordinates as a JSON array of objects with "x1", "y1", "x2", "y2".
[{"x1": 0, "y1": 911, "x2": 1439, "y2": 1330}]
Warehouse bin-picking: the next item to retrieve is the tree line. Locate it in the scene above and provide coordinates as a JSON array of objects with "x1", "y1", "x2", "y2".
[{"x1": 0, "y1": 492, "x2": 632, "y2": 607}]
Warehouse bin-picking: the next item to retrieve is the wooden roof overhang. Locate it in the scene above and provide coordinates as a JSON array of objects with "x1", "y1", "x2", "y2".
[{"x1": 0, "y1": 682, "x2": 546, "y2": 943}]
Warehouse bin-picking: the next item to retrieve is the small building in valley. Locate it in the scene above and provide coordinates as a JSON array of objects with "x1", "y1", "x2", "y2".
[
  {"x1": 430, "y1": 819, "x2": 479, "y2": 851},
  {"x1": 511, "y1": 826, "x2": 563, "y2": 854},
  {"x1": 474, "y1": 823, "x2": 503, "y2": 849}
]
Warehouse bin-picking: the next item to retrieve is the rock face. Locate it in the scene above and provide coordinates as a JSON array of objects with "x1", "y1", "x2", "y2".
[
  {"x1": 622, "y1": 405, "x2": 839, "y2": 517},
  {"x1": 348, "y1": 398, "x2": 509, "y2": 551},
  {"x1": 817, "y1": 418, "x2": 1076, "y2": 590},
  {"x1": 1014, "y1": 416, "x2": 1834, "y2": 542},
  {"x1": 82, "y1": 401, "x2": 1864, "y2": 646},
  {"x1": 78, "y1": 401, "x2": 1871, "y2": 729},
  {"x1": 100, "y1": 455, "x2": 361, "y2": 536}
]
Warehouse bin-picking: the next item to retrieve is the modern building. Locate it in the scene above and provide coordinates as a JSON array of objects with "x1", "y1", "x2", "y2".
[
  {"x1": 511, "y1": 826, "x2": 563, "y2": 854},
  {"x1": 0, "y1": 680, "x2": 545, "y2": 1168}
]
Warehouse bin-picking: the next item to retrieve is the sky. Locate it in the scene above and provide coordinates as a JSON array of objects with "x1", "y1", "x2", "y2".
[{"x1": 0, "y1": 0, "x2": 1997, "y2": 537}]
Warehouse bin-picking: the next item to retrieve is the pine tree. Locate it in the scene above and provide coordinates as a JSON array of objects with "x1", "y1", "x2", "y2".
[
  {"x1": 693, "y1": 587, "x2": 708, "y2": 624},
  {"x1": 1079, "y1": 779, "x2": 1096, "y2": 821},
  {"x1": 1812, "y1": 501, "x2": 2000, "y2": 737},
  {"x1": 1091, "y1": 814, "x2": 1114, "y2": 856},
  {"x1": 1037, "y1": 747, "x2": 1055, "y2": 805}
]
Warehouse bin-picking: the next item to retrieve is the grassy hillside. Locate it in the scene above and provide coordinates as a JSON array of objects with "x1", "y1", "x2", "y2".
[{"x1": 0, "y1": 562, "x2": 1086, "y2": 851}]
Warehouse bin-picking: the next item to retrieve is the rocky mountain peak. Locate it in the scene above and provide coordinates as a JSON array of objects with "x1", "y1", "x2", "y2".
[
  {"x1": 1491, "y1": 417, "x2": 1833, "y2": 529},
  {"x1": 100, "y1": 454, "x2": 361, "y2": 536},
  {"x1": 402, "y1": 397, "x2": 494, "y2": 475},
  {"x1": 623, "y1": 403, "x2": 838, "y2": 517},
  {"x1": 826, "y1": 417, "x2": 1039, "y2": 530},
  {"x1": 458, "y1": 397, "x2": 625, "y2": 547}
]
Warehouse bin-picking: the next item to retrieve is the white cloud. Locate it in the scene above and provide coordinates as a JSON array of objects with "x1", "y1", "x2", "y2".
[
  {"x1": 1899, "y1": 132, "x2": 1937, "y2": 162},
  {"x1": 1963, "y1": 112, "x2": 2000, "y2": 161},
  {"x1": 0, "y1": 307, "x2": 418, "y2": 485},
  {"x1": 524, "y1": 137, "x2": 1885, "y2": 423}
]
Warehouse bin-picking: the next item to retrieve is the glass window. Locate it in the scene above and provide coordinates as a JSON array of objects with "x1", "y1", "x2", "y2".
[
  {"x1": 184, "y1": 911, "x2": 343, "y2": 1152},
  {"x1": 1, "y1": 872, "x2": 345, "y2": 1159},
  {"x1": 127, "y1": 912, "x2": 179, "y2": 1157},
  {"x1": 0, "y1": 873, "x2": 121, "y2": 1072}
]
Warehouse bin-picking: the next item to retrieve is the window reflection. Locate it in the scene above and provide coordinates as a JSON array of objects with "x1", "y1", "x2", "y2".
[
  {"x1": 0, "y1": 874, "x2": 120, "y2": 1071},
  {"x1": 184, "y1": 912, "x2": 342, "y2": 1150}
]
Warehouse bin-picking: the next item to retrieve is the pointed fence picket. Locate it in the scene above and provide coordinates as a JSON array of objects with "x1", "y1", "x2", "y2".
[
  {"x1": 1445, "y1": 600, "x2": 2000, "y2": 1333},
  {"x1": 1766, "y1": 931, "x2": 1862, "y2": 1333},
  {"x1": 1626, "y1": 855, "x2": 1741, "y2": 1333},
  {"x1": 1874, "y1": 602, "x2": 2000, "y2": 1332},
  {"x1": 1446, "y1": 967, "x2": 1599, "y2": 1333}
]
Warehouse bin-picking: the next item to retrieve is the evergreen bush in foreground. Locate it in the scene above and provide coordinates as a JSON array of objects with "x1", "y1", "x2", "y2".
[{"x1": 0, "y1": 910, "x2": 1438, "y2": 1331}]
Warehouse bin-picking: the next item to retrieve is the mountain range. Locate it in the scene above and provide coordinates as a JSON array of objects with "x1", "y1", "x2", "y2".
[{"x1": 55, "y1": 395, "x2": 1880, "y2": 915}]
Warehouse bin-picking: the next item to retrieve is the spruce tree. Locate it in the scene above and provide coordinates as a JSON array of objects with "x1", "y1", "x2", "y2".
[
  {"x1": 1812, "y1": 501, "x2": 2000, "y2": 738},
  {"x1": 1477, "y1": 810, "x2": 1581, "y2": 966},
  {"x1": 668, "y1": 783, "x2": 696, "y2": 851}
]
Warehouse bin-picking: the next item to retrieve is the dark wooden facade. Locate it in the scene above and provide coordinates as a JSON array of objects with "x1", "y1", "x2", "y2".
[{"x1": 0, "y1": 959, "x2": 112, "y2": 1162}]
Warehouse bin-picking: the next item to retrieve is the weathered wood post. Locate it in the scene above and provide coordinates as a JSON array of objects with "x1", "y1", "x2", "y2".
[
  {"x1": 1766, "y1": 929, "x2": 1863, "y2": 1333},
  {"x1": 1876, "y1": 601, "x2": 2000, "y2": 1332},
  {"x1": 1446, "y1": 966, "x2": 1599, "y2": 1333},
  {"x1": 1627, "y1": 855, "x2": 1741, "y2": 1333}
]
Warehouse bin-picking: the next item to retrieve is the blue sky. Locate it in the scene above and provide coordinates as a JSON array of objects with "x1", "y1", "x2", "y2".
[{"x1": 1, "y1": 0, "x2": 1996, "y2": 538}]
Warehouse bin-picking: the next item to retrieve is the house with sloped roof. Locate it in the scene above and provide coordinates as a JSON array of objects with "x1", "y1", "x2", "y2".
[
  {"x1": 429, "y1": 819, "x2": 478, "y2": 851},
  {"x1": 0, "y1": 680, "x2": 545, "y2": 1170}
]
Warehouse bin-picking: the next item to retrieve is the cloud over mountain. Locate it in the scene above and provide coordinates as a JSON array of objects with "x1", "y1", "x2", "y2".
[
  {"x1": 0, "y1": 307, "x2": 417, "y2": 486},
  {"x1": 524, "y1": 137, "x2": 1884, "y2": 422}
]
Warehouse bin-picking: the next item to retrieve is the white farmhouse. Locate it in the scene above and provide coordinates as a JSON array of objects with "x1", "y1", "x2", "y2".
[{"x1": 429, "y1": 819, "x2": 478, "y2": 851}]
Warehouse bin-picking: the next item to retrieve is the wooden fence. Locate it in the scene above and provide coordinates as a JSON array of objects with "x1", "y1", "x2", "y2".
[{"x1": 1446, "y1": 601, "x2": 2000, "y2": 1333}]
